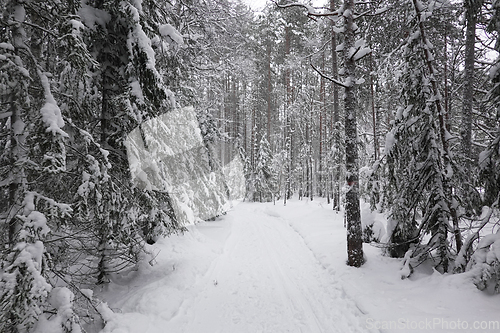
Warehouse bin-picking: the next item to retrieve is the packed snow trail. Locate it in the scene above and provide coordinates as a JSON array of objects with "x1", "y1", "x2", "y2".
[
  {"x1": 98, "y1": 202, "x2": 372, "y2": 333},
  {"x1": 176, "y1": 203, "x2": 368, "y2": 332}
]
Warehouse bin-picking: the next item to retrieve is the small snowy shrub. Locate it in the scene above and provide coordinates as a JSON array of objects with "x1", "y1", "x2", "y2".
[
  {"x1": 362, "y1": 224, "x2": 376, "y2": 243},
  {"x1": 362, "y1": 221, "x2": 385, "y2": 243},
  {"x1": 32, "y1": 287, "x2": 82, "y2": 333},
  {"x1": 361, "y1": 205, "x2": 385, "y2": 243},
  {"x1": 468, "y1": 232, "x2": 500, "y2": 294}
]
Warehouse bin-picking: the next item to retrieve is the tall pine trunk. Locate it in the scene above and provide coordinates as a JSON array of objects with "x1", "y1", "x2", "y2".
[
  {"x1": 319, "y1": 52, "x2": 325, "y2": 197},
  {"x1": 7, "y1": 0, "x2": 29, "y2": 247},
  {"x1": 343, "y1": 0, "x2": 364, "y2": 267},
  {"x1": 460, "y1": 0, "x2": 482, "y2": 219},
  {"x1": 267, "y1": 41, "x2": 272, "y2": 143},
  {"x1": 461, "y1": 0, "x2": 478, "y2": 176},
  {"x1": 284, "y1": 25, "x2": 292, "y2": 204},
  {"x1": 369, "y1": 52, "x2": 378, "y2": 161},
  {"x1": 331, "y1": 0, "x2": 341, "y2": 211}
]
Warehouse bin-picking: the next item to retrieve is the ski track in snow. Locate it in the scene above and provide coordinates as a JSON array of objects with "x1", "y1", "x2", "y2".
[
  {"x1": 177, "y1": 204, "x2": 367, "y2": 333},
  {"x1": 99, "y1": 202, "x2": 372, "y2": 333}
]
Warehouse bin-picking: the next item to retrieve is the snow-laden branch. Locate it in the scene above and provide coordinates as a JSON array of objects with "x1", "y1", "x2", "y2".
[
  {"x1": 12, "y1": 19, "x2": 58, "y2": 37},
  {"x1": 38, "y1": 70, "x2": 68, "y2": 137},
  {"x1": 348, "y1": 39, "x2": 371, "y2": 61},
  {"x1": 310, "y1": 63, "x2": 349, "y2": 88},
  {"x1": 273, "y1": 1, "x2": 391, "y2": 28},
  {"x1": 272, "y1": 1, "x2": 340, "y2": 17},
  {"x1": 353, "y1": 6, "x2": 391, "y2": 19}
]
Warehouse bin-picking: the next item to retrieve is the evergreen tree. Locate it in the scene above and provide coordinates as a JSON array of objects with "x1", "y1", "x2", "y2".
[
  {"x1": 254, "y1": 135, "x2": 277, "y2": 202},
  {"x1": 378, "y1": 0, "x2": 460, "y2": 275},
  {"x1": 0, "y1": 0, "x2": 188, "y2": 329},
  {"x1": 454, "y1": 0, "x2": 500, "y2": 291}
]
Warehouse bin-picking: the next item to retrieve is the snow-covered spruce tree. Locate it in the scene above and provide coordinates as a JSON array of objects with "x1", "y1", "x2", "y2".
[
  {"x1": 483, "y1": 1, "x2": 500, "y2": 209},
  {"x1": 0, "y1": 193, "x2": 81, "y2": 333},
  {"x1": 68, "y1": 0, "x2": 184, "y2": 284},
  {"x1": 381, "y1": 0, "x2": 459, "y2": 275},
  {"x1": 454, "y1": 2, "x2": 500, "y2": 291},
  {"x1": 0, "y1": 1, "x2": 87, "y2": 331},
  {"x1": 254, "y1": 135, "x2": 277, "y2": 202}
]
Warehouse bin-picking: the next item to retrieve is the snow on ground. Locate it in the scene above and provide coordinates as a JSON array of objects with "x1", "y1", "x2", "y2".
[{"x1": 95, "y1": 198, "x2": 500, "y2": 333}]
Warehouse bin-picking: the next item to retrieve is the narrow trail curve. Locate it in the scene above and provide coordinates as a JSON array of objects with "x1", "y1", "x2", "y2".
[{"x1": 170, "y1": 202, "x2": 371, "y2": 333}]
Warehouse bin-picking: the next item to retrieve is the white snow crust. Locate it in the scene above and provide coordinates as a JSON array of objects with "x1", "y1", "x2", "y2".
[{"x1": 95, "y1": 198, "x2": 500, "y2": 333}]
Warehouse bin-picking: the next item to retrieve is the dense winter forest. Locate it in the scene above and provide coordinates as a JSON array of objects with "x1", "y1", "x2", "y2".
[{"x1": 1, "y1": 0, "x2": 500, "y2": 331}]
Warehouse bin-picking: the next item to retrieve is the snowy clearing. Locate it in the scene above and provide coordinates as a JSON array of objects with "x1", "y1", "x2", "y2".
[{"x1": 96, "y1": 198, "x2": 500, "y2": 333}]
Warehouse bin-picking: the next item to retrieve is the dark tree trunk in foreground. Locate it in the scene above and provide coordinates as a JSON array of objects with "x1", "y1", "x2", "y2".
[
  {"x1": 343, "y1": 0, "x2": 364, "y2": 267},
  {"x1": 330, "y1": 0, "x2": 341, "y2": 211},
  {"x1": 461, "y1": 0, "x2": 479, "y2": 177}
]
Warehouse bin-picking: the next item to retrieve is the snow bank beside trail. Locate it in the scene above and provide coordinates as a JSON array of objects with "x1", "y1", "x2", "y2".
[
  {"x1": 268, "y1": 197, "x2": 500, "y2": 333},
  {"x1": 95, "y1": 219, "x2": 232, "y2": 333},
  {"x1": 95, "y1": 198, "x2": 500, "y2": 333}
]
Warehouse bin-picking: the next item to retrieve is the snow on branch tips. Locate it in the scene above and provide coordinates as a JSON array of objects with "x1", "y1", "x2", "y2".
[
  {"x1": 38, "y1": 71, "x2": 67, "y2": 137},
  {"x1": 353, "y1": 46, "x2": 371, "y2": 61},
  {"x1": 272, "y1": 0, "x2": 340, "y2": 18},
  {"x1": 159, "y1": 24, "x2": 184, "y2": 47},
  {"x1": 310, "y1": 63, "x2": 350, "y2": 88},
  {"x1": 349, "y1": 38, "x2": 371, "y2": 61},
  {"x1": 125, "y1": 2, "x2": 158, "y2": 71}
]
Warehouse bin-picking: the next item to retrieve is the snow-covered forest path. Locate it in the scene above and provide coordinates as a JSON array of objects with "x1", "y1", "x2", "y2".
[
  {"x1": 177, "y1": 203, "x2": 367, "y2": 333},
  {"x1": 98, "y1": 199, "x2": 500, "y2": 333},
  {"x1": 98, "y1": 201, "x2": 371, "y2": 333}
]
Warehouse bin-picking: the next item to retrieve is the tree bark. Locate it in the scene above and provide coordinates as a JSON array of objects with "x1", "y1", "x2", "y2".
[
  {"x1": 267, "y1": 41, "x2": 272, "y2": 144},
  {"x1": 319, "y1": 52, "x2": 325, "y2": 197},
  {"x1": 331, "y1": 0, "x2": 341, "y2": 211},
  {"x1": 284, "y1": 24, "x2": 292, "y2": 203},
  {"x1": 8, "y1": 0, "x2": 28, "y2": 246},
  {"x1": 461, "y1": 0, "x2": 478, "y2": 177},
  {"x1": 343, "y1": 0, "x2": 364, "y2": 267},
  {"x1": 369, "y1": 52, "x2": 378, "y2": 161}
]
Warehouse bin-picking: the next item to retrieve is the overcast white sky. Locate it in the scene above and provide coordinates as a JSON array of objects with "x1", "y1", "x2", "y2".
[{"x1": 244, "y1": 0, "x2": 267, "y2": 11}]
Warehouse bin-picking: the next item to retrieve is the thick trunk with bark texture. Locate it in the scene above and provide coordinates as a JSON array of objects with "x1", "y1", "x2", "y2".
[
  {"x1": 343, "y1": 0, "x2": 364, "y2": 267},
  {"x1": 330, "y1": 0, "x2": 341, "y2": 211}
]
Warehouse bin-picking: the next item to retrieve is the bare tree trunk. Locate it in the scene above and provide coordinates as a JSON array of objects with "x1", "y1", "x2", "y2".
[
  {"x1": 267, "y1": 41, "x2": 272, "y2": 144},
  {"x1": 461, "y1": 1, "x2": 477, "y2": 177},
  {"x1": 6, "y1": 2, "x2": 29, "y2": 245},
  {"x1": 319, "y1": 52, "x2": 325, "y2": 197},
  {"x1": 305, "y1": 109, "x2": 310, "y2": 198},
  {"x1": 243, "y1": 80, "x2": 248, "y2": 154},
  {"x1": 369, "y1": 52, "x2": 378, "y2": 161},
  {"x1": 331, "y1": 0, "x2": 341, "y2": 211},
  {"x1": 251, "y1": 108, "x2": 256, "y2": 169},
  {"x1": 344, "y1": 0, "x2": 364, "y2": 267},
  {"x1": 7, "y1": 87, "x2": 26, "y2": 246},
  {"x1": 284, "y1": 25, "x2": 292, "y2": 203},
  {"x1": 444, "y1": 27, "x2": 450, "y2": 131},
  {"x1": 309, "y1": 102, "x2": 314, "y2": 200},
  {"x1": 231, "y1": 77, "x2": 237, "y2": 163}
]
